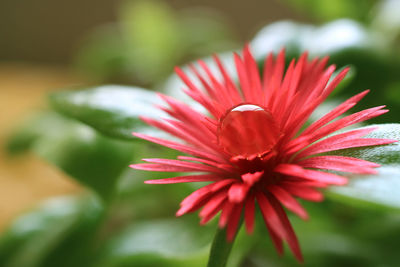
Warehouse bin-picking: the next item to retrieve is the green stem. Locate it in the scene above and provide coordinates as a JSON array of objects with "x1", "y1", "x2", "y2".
[{"x1": 207, "y1": 227, "x2": 238, "y2": 267}]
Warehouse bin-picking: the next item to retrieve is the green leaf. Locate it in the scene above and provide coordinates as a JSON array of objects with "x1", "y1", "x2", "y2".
[
  {"x1": 329, "y1": 166, "x2": 400, "y2": 210},
  {"x1": 7, "y1": 111, "x2": 135, "y2": 200},
  {"x1": 328, "y1": 124, "x2": 400, "y2": 210},
  {"x1": 49, "y1": 85, "x2": 164, "y2": 140},
  {"x1": 94, "y1": 218, "x2": 213, "y2": 267},
  {"x1": 0, "y1": 195, "x2": 103, "y2": 267}
]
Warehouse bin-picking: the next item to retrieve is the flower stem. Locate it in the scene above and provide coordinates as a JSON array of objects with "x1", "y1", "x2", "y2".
[{"x1": 207, "y1": 227, "x2": 237, "y2": 267}]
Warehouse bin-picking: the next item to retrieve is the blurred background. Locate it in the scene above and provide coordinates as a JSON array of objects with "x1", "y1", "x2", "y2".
[
  {"x1": 0, "y1": 0, "x2": 305, "y2": 231},
  {"x1": 1, "y1": 0, "x2": 400, "y2": 266}
]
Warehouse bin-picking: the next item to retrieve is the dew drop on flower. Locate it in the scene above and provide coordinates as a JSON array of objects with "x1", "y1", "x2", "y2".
[{"x1": 217, "y1": 104, "x2": 281, "y2": 157}]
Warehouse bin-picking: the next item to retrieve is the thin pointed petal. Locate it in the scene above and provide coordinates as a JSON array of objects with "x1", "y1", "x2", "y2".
[
  {"x1": 226, "y1": 203, "x2": 243, "y2": 241},
  {"x1": 268, "y1": 185, "x2": 309, "y2": 220},
  {"x1": 244, "y1": 195, "x2": 255, "y2": 234}
]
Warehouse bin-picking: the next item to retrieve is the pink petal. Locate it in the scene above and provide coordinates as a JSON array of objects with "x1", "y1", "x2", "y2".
[
  {"x1": 302, "y1": 90, "x2": 369, "y2": 136},
  {"x1": 141, "y1": 158, "x2": 225, "y2": 174},
  {"x1": 199, "y1": 191, "x2": 227, "y2": 224},
  {"x1": 180, "y1": 186, "x2": 210, "y2": 205},
  {"x1": 241, "y1": 171, "x2": 264, "y2": 186},
  {"x1": 130, "y1": 163, "x2": 194, "y2": 172},
  {"x1": 281, "y1": 179, "x2": 328, "y2": 188},
  {"x1": 301, "y1": 138, "x2": 396, "y2": 158},
  {"x1": 306, "y1": 106, "x2": 388, "y2": 144},
  {"x1": 219, "y1": 201, "x2": 235, "y2": 228},
  {"x1": 177, "y1": 156, "x2": 234, "y2": 173},
  {"x1": 177, "y1": 185, "x2": 214, "y2": 216},
  {"x1": 298, "y1": 155, "x2": 379, "y2": 174},
  {"x1": 262, "y1": 52, "x2": 275, "y2": 100},
  {"x1": 297, "y1": 126, "x2": 396, "y2": 158},
  {"x1": 275, "y1": 164, "x2": 348, "y2": 185},
  {"x1": 244, "y1": 195, "x2": 255, "y2": 234},
  {"x1": 256, "y1": 192, "x2": 287, "y2": 240},
  {"x1": 268, "y1": 195, "x2": 303, "y2": 262},
  {"x1": 234, "y1": 53, "x2": 252, "y2": 102},
  {"x1": 265, "y1": 220, "x2": 284, "y2": 256},
  {"x1": 281, "y1": 183, "x2": 324, "y2": 202},
  {"x1": 145, "y1": 174, "x2": 220, "y2": 184},
  {"x1": 213, "y1": 55, "x2": 242, "y2": 103},
  {"x1": 268, "y1": 185, "x2": 309, "y2": 220},
  {"x1": 132, "y1": 132, "x2": 223, "y2": 163},
  {"x1": 226, "y1": 203, "x2": 243, "y2": 241},
  {"x1": 243, "y1": 44, "x2": 263, "y2": 104},
  {"x1": 211, "y1": 179, "x2": 237, "y2": 192},
  {"x1": 228, "y1": 183, "x2": 250, "y2": 203}
]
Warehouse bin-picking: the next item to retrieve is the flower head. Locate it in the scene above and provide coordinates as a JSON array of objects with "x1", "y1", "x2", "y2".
[{"x1": 131, "y1": 45, "x2": 395, "y2": 261}]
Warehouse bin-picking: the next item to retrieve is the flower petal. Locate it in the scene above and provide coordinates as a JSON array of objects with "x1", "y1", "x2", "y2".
[
  {"x1": 275, "y1": 164, "x2": 348, "y2": 185},
  {"x1": 226, "y1": 203, "x2": 243, "y2": 241},
  {"x1": 280, "y1": 183, "x2": 324, "y2": 202},
  {"x1": 268, "y1": 194, "x2": 303, "y2": 262},
  {"x1": 145, "y1": 174, "x2": 220, "y2": 184},
  {"x1": 228, "y1": 183, "x2": 250, "y2": 203},
  {"x1": 244, "y1": 195, "x2": 255, "y2": 234},
  {"x1": 298, "y1": 155, "x2": 379, "y2": 174},
  {"x1": 256, "y1": 192, "x2": 287, "y2": 240},
  {"x1": 268, "y1": 185, "x2": 309, "y2": 220}
]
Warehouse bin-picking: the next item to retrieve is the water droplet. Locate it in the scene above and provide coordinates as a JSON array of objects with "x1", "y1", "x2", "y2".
[{"x1": 217, "y1": 104, "x2": 281, "y2": 157}]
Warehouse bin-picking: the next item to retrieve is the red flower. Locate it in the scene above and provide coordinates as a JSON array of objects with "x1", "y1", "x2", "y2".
[{"x1": 131, "y1": 46, "x2": 395, "y2": 261}]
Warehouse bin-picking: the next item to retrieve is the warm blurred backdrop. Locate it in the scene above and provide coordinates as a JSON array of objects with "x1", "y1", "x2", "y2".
[{"x1": 0, "y1": 0, "x2": 304, "y2": 63}]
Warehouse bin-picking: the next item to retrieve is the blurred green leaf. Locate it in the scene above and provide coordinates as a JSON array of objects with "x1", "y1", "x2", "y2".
[
  {"x1": 179, "y1": 8, "x2": 238, "y2": 58},
  {"x1": 49, "y1": 85, "x2": 164, "y2": 140},
  {"x1": 7, "y1": 111, "x2": 135, "y2": 200},
  {"x1": 372, "y1": 0, "x2": 400, "y2": 45},
  {"x1": 74, "y1": 0, "x2": 238, "y2": 86},
  {"x1": 284, "y1": 0, "x2": 378, "y2": 23},
  {"x1": 0, "y1": 195, "x2": 103, "y2": 267},
  {"x1": 6, "y1": 112, "x2": 68, "y2": 155},
  {"x1": 119, "y1": 0, "x2": 182, "y2": 83},
  {"x1": 74, "y1": 24, "x2": 130, "y2": 83},
  {"x1": 94, "y1": 218, "x2": 213, "y2": 267},
  {"x1": 328, "y1": 124, "x2": 400, "y2": 210}
]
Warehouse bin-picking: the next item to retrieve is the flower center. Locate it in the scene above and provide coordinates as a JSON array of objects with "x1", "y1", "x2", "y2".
[{"x1": 217, "y1": 104, "x2": 281, "y2": 158}]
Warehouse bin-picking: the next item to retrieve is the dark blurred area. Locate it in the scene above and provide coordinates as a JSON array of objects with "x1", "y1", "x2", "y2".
[{"x1": 0, "y1": 0, "x2": 304, "y2": 64}]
